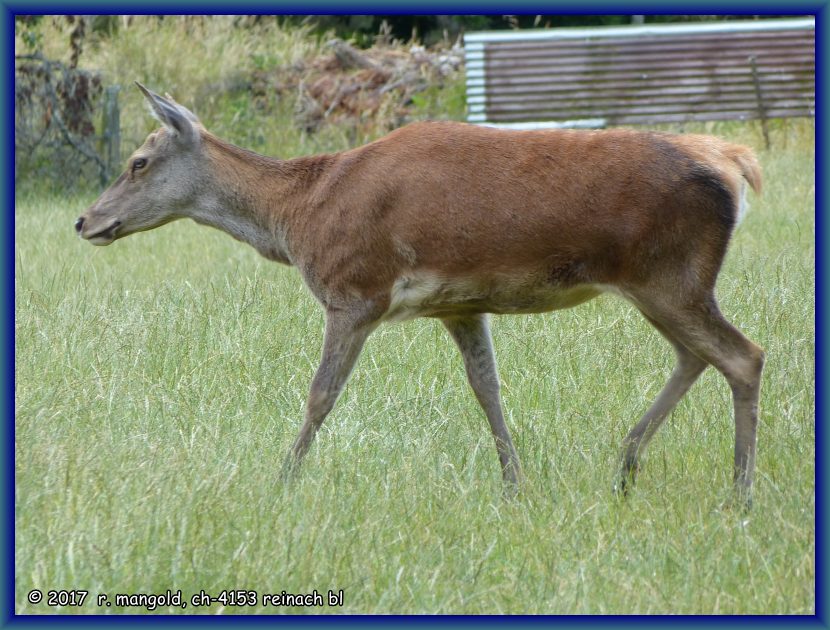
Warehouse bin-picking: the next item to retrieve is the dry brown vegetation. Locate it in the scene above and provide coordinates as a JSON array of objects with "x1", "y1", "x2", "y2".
[{"x1": 263, "y1": 38, "x2": 464, "y2": 131}]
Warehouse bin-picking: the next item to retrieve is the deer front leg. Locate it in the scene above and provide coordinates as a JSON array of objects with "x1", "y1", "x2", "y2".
[
  {"x1": 442, "y1": 314, "x2": 524, "y2": 496},
  {"x1": 282, "y1": 308, "x2": 375, "y2": 478}
]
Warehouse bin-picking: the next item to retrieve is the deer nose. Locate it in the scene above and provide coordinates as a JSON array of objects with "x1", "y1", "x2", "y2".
[{"x1": 74, "y1": 217, "x2": 85, "y2": 233}]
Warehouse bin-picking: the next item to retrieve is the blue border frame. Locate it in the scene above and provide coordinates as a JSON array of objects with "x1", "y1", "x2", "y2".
[
  {"x1": 0, "y1": 3, "x2": 827, "y2": 12},
  {"x1": 6, "y1": 3, "x2": 824, "y2": 625},
  {"x1": 5, "y1": 3, "x2": 14, "y2": 626},
  {"x1": 815, "y1": 3, "x2": 825, "y2": 626}
]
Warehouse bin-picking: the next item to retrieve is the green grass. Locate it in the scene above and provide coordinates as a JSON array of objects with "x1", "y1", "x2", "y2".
[{"x1": 15, "y1": 122, "x2": 814, "y2": 614}]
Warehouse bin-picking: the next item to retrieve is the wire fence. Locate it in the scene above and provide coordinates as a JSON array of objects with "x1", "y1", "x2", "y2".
[{"x1": 15, "y1": 53, "x2": 121, "y2": 192}]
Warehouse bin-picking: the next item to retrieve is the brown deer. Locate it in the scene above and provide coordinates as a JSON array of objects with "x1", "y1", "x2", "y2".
[{"x1": 76, "y1": 83, "x2": 764, "y2": 504}]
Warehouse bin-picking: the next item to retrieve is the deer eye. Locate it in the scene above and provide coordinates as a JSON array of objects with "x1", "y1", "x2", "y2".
[{"x1": 132, "y1": 158, "x2": 147, "y2": 171}]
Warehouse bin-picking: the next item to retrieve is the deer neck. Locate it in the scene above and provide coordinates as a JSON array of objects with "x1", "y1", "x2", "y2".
[{"x1": 193, "y1": 133, "x2": 330, "y2": 265}]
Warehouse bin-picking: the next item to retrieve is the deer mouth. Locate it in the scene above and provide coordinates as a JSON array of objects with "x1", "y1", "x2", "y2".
[{"x1": 85, "y1": 220, "x2": 122, "y2": 245}]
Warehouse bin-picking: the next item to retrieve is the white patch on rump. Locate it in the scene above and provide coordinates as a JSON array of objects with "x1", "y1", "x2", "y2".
[{"x1": 735, "y1": 182, "x2": 750, "y2": 225}]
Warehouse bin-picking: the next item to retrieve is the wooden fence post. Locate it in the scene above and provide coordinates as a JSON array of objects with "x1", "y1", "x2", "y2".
[
  {"x1": 748, "y1": 56, "x2": 771, "y2": 150},
  {"x1": 101, "y1": 84, "x2": 121, "y2": 185}
]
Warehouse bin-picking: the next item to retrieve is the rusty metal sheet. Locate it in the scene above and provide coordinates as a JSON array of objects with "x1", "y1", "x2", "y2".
[{"x1": 466, "y1": 18, "x2": 815, "y2": 126}]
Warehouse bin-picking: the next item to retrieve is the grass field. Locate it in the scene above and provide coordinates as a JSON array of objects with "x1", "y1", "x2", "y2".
[{"x1": 15, "y1": 121, "x2": 814, "y2": 614}]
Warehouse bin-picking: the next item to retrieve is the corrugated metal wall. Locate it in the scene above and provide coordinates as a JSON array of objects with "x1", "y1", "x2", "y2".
[{"x1": 465, "y1": 18, "x2": 814, "y2": 127}]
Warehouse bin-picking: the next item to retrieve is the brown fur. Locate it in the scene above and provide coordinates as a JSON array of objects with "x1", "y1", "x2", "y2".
[
  {"x1": 77, "y1": 86, "x2": 765, "y2": 504},
  {"x1": 201, "y1": 123, "x2": 757, "y2": 312}
]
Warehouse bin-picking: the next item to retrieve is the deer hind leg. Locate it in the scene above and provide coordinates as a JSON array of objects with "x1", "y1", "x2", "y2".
[
  {"x1": 442, "y1": 314, "x2": 523, "y2": 496},
  {"x1": 615, "y1": 314, "x2": 709, "y2": 496},
  {"x1": 627, "y1": 291, "x2": 764, "y2": 505},
  {"x1": 282, "y1": 308, "x2": 376, "y2": 479}
]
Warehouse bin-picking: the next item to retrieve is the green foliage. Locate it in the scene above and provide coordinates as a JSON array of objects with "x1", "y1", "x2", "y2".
[
  {"x1": 14, "y1": 122, "x2": 814, "y2": 614},
  {"x1": 16, "y1": 17, "x2": 326, "y2": 163},
  {"x1": 409, "y1": 79, "x2": 467, "y2": 122},
  {"x1": 285, "y1": 15, "x2": 780, "y2": 47},
  {"x1": 15, "y1": 17, "x2": 43, "y2": 53}
]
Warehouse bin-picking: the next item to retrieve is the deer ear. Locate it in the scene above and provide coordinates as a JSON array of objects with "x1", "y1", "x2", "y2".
[
  {"x1": 163, "y1": 91, "x2": 201, "y2": 124},
  {"x1": 135, "y1": 81, "x2": 198, "y2": 144}
]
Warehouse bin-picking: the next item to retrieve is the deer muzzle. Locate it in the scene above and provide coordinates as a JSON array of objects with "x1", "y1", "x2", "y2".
[{"x1": 75, "y1": 214, "x2": 123, "y2": 246}]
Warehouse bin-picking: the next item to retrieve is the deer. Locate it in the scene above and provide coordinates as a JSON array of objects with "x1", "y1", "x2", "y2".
[{"x1": 76, "y1": 83, "x2": 764, "y2": 505}]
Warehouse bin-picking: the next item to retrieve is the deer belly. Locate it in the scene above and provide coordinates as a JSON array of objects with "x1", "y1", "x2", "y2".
[{"x1": 383, "y1": 272, "x2": 601, "y2": 322}]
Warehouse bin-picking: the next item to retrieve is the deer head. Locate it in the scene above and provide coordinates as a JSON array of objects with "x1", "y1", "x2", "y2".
[{"x1": 75, "y1": 82, "x2": 206, "y2": 245}]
